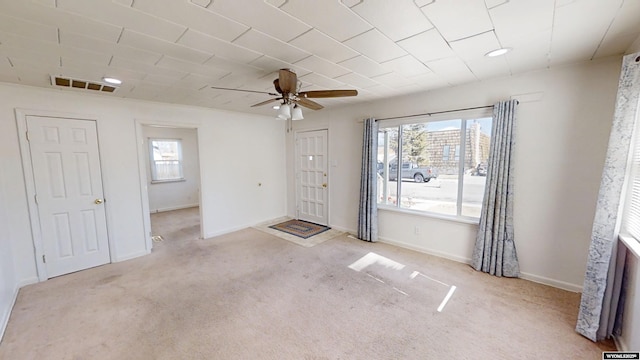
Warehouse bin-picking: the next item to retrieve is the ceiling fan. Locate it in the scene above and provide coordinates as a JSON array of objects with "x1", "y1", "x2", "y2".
[{"x1": 211, "y1": 69, "x2": 358, "y2": 119}]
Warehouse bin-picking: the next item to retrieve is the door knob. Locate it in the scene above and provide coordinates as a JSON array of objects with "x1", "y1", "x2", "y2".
[{"x1": 94, "y1": 198, "x2": 104, "y2": 204}]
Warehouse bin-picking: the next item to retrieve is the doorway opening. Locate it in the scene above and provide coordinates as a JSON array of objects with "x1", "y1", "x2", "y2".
[{"x1": 137, "y1": 123, "x2": 203, "y2": 251}]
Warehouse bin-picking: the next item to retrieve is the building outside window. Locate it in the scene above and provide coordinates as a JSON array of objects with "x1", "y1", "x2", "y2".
[{"x1": 377, "y1": 115, "x2": 492, "y2": 220}]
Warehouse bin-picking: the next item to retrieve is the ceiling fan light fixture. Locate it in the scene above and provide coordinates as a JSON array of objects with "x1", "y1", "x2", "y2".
[
  {"x1": 291, "y1": 105, "x2": 304, "y2": 121},
  {"x1": 276, "y1": 103, "x2": 291, "y2": 120},
  {"x1": 485, "y1": 48, "x2": 511, "y2": 57}
]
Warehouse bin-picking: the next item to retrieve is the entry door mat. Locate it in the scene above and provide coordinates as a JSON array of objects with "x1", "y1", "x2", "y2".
[
  {"x1": 254, "y1": 217, "x2": 344, "y2": 248},
  {"x1": 269, "y1": 219, "x2": 331, "y2": 239}
]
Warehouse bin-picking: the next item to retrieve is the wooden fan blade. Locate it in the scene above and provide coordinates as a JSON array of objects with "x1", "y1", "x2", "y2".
[
  {"x1": 278, "y1": 69, "x2": 297, "y2": 93},
  {"x1": 273, "y1": 79, "x2": 282, "y2": 94},
  {"x1": 298, "y1": 90, "x2": 358, "y2": 98},
  {"x1": 251, "y1": 98, "x2": 282, "y2": 107},
  {"x1": 296, "y1": 98, "x2": 324, "y2": 110}
]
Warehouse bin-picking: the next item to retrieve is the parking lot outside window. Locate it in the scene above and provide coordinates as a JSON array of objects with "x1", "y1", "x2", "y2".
[{"x1": 376, "y1": 116, "x2": 493, "y2": 221}]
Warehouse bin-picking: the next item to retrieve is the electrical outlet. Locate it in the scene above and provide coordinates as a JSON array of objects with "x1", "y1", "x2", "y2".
[{"x1": 414, "y1": 226, "x2": 420, "y2": 235}]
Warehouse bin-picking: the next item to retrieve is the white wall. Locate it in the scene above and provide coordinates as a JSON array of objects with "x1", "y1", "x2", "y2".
[
  {"x1": 0, "y1": 168, "x2": 18, "y2": 340},
  {"x1": 289, "y1": 57, "x2": 622, "y2": 291},
  {"x1": 0, "y1": 82, "x2": 286, "y2": 288},
  {"x1": 143, "y1": 126, "x2": 200, "y2": 213}
]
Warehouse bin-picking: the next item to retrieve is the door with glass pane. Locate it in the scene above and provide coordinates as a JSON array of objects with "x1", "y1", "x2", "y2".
[{"x1": 295, "y1": 130, "x2": 328, "y2": 225}]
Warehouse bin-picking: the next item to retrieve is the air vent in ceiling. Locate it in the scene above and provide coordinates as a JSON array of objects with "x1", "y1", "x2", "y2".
[{"x1": 51, "y1": 76, "x2": 117, "y2": 93}]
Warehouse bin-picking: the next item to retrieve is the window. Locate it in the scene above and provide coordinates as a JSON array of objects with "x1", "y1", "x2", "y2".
[
  {"x1": 621, "y1": 119, "x2": 640, "y2": 245},
  {"x1": 149, "y1": 138, "x2": 184, "y2": 182},
  {"x1": 377, "y1": 115, "x2": 493, "y2": 220}
]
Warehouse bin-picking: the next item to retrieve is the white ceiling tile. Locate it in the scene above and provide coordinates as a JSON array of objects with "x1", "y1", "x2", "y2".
[
  {"x1": 288, "y1": 29, "x2": 359, "y2": 63},
  {"x1": 370, "y1": 72, "x2": 416, "y2": 88},
  {"x1": 593, "y1": 0, "x2": 640, "y2": 57},
  {"x1": 0, "y1": 2, "x2": 122, "y2": 43},
  {"x1": 341, "y1": 0, "x2": 362, "y2": 7},
  {"x1": 489, "y1": 0, "x2": 554, "y2": 43},
  {"x1": 351, "y1": 0, "x2": 434, "y2": 41},
  {"x1": 119, "y1": 30, "x2": 212, "y2": 64},
  {"x1": 397, "y1": 29, "x2": 455, "y2": 63},
  {"x1": 414, "y1": 0, "x2": 435, "y2": 6},
  {"x1": 190, "y1": 0, "x2": 212, "y2": 8},
  {"x1": 59, "y1": 30, "x2": 162, "y2": 65},
  {"x1": 421, "y1": 0, "x2": 494, "y2": 42},
  {"x1": 343, "y1": 29, "x2": 407, "y2": 63},
  {"x1": 178, "y1": 30, "x2": 262, "y2": 64},
  {"x1": 109, "y1": 57, "x2": 188, "y2": 79},
  {"x1": 143, "y1": 73, "x2": 181, "y2": 86},
  {"x1": 425, "y1": 57, "x2": 476, "y2": 84},
  {"x1": 156, "y1": 56, "x2": 229, "y2": 79},
  {"x1": 60, "y1": 48, "x2": 111, "y2": 67},
  {"x1": 57, "y1": 0, "x2": 186, "y2": 43},
  {"x1": 112, "y1": 0, "x2": 134, "y2": 6},
  {"x1": 381, "y1": 55, "x2": 432, "y2": 77},
  {"x1": 449, "y1": 31, "x2": 501, "y2": 60},
  {"x1": 233, "y1": 30, "x2": 310, "y2": 64},
  {"x1": 203, "y1": 56, "x2": 266, "y2": 77},
  {"x1": 501, "y1": 31, "x2": 551, "y2": 74},
  {"x1": 280, "y1": 1, "x2": 372, "y2": 42},
  {"x1": 549, "y1": 0, "x2": 623, "y2": 64},
  {"x1": 484, "y1": 0, "x2": 508, "y2": 9},
  {"x1": 131, "y1": 0, "x2": 248, "y2": 42},
  {"x1": 0, "y1": 13, "x2": 58, "y2": 43},
  {"x1": 248, "y1": 55, "x2": 310, "y2": 77},
  {"x1": 298, "y1": 72, "x2": 348, "y2": 89},
  {"x1": 464, "y1": 55, "x2": 511, "y2": 80},
  {"x1": 209, "y1": 0, "x2": 311, "y2": 42},
  {"x1": 174, "y1": 73, "x2": 219, "y2": 91},
  {"x1": 338, "y1": 55, "x2": 391, "y2": 78},
  {"x1": 293, "y1": 56, "x2": 351, "y2": 79},
  {"x1": 265, "y1": 0, "x2": 287, "y2": 7},
  {"x1": 333, "y1": 72, "x2": 381, "y2": 89}
]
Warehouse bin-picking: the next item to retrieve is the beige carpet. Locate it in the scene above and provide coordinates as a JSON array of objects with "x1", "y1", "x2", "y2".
[{"x1": 0, "y1": 209, "x2": 615, "y2": 359}]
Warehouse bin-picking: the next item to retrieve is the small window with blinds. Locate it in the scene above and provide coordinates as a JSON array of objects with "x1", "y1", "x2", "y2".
[{"x1": 622, "y1": 119, "x2": 640, "y2": 243}]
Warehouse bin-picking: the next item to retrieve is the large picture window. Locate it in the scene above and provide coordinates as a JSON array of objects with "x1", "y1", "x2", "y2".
[
  {"x1": 377, "y1": 116, "x2": 492, "y2": 220},
  {"x1": 149, "y1": 138, "x2": 184, "y2": 182}
]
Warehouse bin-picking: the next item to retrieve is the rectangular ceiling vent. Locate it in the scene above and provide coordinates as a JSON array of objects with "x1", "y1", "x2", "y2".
[{"x1": 50, "y1": 76, "x2": 118, "y2": 93}]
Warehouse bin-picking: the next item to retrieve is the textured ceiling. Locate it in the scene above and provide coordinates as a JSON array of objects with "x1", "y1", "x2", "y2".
[{"x1": 0, "y1": 0, "x2": 639, "y2": 116}]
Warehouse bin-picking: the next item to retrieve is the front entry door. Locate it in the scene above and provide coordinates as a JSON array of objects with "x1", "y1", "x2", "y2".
[
  {"x1": 296, "y1": 130, "x2": 328, "y2": 225},
  {"x1": 26, "y1": 116, "x2": 110, "y2": 278}
]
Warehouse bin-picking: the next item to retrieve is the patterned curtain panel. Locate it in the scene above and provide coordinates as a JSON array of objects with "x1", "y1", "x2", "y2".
[
  {"x1": 358, "y1": 118, "x2": 378, "y2": 242},
  {"x1": 472, "y1": 99, "x2": 520, "y2": 277},
  {"x1": 576, "y1": 52, "x2": 640, "y2": 342}
]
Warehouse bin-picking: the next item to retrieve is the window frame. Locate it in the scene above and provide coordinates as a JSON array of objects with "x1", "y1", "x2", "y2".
[
  {"x1": 376, "y1": 108, "x2": 493, "y2": 223},
  {"x1": 148, "y1": 138, "x2": 185, "y2": 183}
]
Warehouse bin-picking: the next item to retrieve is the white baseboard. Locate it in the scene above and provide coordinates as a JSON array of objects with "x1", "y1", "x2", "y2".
[
  {"x1": 519, "y1": 271, "x2": 583, "y2": 293},
  {"x1": 150, "y1": 204, "x2": 199, "y2": 213},
  {"x1": 1, "y1": 277, "x2": 37, "y2": 343},
  {"x1": 205, "y1": 224, "x2": 253, "y2": 239},
  {"x1": 328, "y1": 224, "x2": 355, "y2": 234},
  {"x1": 378, "y1": 236, "x2": 472, "y2": 265},
  {"x1": 613, "y1": 335, "x2": 626, "y2": 352},
  {"x1": 115, "y1": 250, "x2": 151, "y2": 262},
  {"x1": 0, "y1": 286, "x2": 19, "y2": 342}
]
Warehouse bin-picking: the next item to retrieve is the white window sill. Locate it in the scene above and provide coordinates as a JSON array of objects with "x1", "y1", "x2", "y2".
[
  {"x1": 619, "y1": 234, "x2": 640, "y2": 259},
  {"x1": 377, "y1": 205, "x2": 480, "y2": 225},
  {"x1": 151, "y1": 178, "x2": 186, "y2": 184}
]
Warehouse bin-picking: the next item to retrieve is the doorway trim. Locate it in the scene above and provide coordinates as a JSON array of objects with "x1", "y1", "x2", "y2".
[
  {"x1": 294, "y1": 128, "x2": 330, "y2": 226},
  {"x1": 15, "y1": 108, "x2": 114, "y2": 282},
  {"x1": 134, "y1": 119, "x2": 205, "y2": 252}
]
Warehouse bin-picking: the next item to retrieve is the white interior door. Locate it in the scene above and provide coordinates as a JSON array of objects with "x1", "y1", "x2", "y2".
[
  {"x1": 26, "y1": 116, "x2": 110, "y2": 278},
  {"x1": 296, "y1": 130, "x2": 328, "y2": 225}
]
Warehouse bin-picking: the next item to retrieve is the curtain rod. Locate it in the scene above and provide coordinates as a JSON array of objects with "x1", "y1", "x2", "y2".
[{"x1": 374, "y1": 105, "x2": 494, "y2": 121}]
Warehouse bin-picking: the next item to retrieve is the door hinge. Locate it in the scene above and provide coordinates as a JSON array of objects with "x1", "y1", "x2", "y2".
[
  {"x1": 42, "y1": 254, "x2": 46, "y2": 263},
  {"x1": 34, "y1": 194, "x2": 39, "y2": 205},
  {"x1": 25, "y1": 131, "x2": 30, "y2": 141}
]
